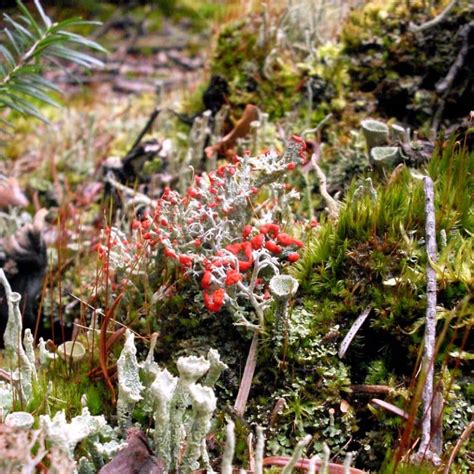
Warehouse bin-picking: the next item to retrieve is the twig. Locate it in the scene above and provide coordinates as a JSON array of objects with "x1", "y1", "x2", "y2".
[
  {"x1": 409, "y1": 0, "x2": 458, "y2": 33},
  {"x1": 105, "y1": 173, "x2": 156, "y2": 208},
  {"x1": 444, "y1": 421, "x2": 474, "y2": 474},
  {"x1": 234, "y1": 332, "x2": 259, "y2": 416},
  {"x1": 435, "y1": 22, "x2": 474, "y2": 94},
  {"x1": 312, "y1": 158, "x2": 340, "y2": 220},
  {"x1": 350, "y1": 384, "x2": 393, "y2": 395},
  {"x1": 127, "y1": 107, "x2": 161, "y2": 155},
  {"x1": 301, "y1": 113, "x2": 333, "y2": 138},
  {"x1": 338, "y1": 306, "x2": 371, "y2": 358},
  {"x1": 417, "y1": 176, "x2": 438, "y2": 457}
]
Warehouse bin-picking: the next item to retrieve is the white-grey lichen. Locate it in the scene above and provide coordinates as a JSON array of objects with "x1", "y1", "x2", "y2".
[
  {"x1": 371, "y1": 146, "x2": 400, "y2": 168},
  {"x1": 281, "y1": 434, "x2": 312, "y2": 474},
  {"x1": 221, "y1": 419, "x2": 235, "y2": 474},
  {"x1": 0, "y1": 270, "x2": 34, "y2": 403},
  {"x1": 5, "y1": 411, "x2": 34, "y2": 429},
  {"x1": 361, "y1": 119, "x2": 389, "y2": 157},
  {"x1": 181, "y1": 384, "x2": 217, "y2": 473},
  {"x1": 203, "y1": 348, "x2": 228, "y2": 387},
  {"x1": 23, "y1": 329, "x2": 37, "y2": 380},
  {"x1": 169, "y1": 355, "x2": 211, "y2": 470},
  {"x1": 116, "y1": 330, "x2": 144, "y2": 430},
  {"x1": 57, "y1": 340, "x2": 86, "y2": 364},
  {"x1": 38, "y1": 337, "x2": 56, "y2": 366},
  {"x1": 150, "y1": 368, "x2": 178, "y2": 468},
  {"x1": 40, "y1": 407, "x2": 108, "y2": 460}
]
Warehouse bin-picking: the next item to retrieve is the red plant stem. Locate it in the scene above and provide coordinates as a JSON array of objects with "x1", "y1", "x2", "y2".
[{"x1": 99, "y1": 292, "x2": 124, "y2": 404}]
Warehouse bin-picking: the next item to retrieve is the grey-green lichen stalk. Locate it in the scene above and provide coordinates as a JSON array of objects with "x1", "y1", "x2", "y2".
[
  {"x1": 181, "y1": 383, "x2": 217, "y2": 473},
  {"x1": 0, "y1": 269, "x2": 34, "y2": 404},
  {"x1": 269, "y1": 274, "x2": 299, "y2": 360},
  {"x1": 116, "y1": 330, "x2": 144, "y2": 431},
  {"x1": 169, "y1": 355, "x2": 210, "y2": 471},
  {"x1": 150, "y1": 368, "x2": 178, "y2": 468}
]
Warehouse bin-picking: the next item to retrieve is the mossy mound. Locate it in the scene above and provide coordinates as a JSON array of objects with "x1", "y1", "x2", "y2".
[{"x1": 341, "y1": 0, "x2": 474, "y2": 131}]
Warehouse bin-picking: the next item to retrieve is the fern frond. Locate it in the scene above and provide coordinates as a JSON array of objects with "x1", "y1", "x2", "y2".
[{"x1": 0, "y1": 0, "x2": 106, "y2": 128}]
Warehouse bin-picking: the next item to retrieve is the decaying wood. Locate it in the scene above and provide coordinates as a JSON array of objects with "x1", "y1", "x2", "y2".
[
  {"x1": 99, "y1": 428, "x2": 164, "y2": 474},
  {"x1": 205, "y1": 104, "x2": 259, "y2": 159}
]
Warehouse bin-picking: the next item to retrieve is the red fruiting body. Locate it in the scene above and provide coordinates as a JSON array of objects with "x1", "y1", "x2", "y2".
[
  {"x1": 194, "y1": 239, "x2": 202, "y2": 248},
  {"x1": 204, "y1": 288, "x2": 226, "y2": 312},
  {"x1": 238, "y1": 258, "x2": 253, "y2": 272},
  {"x1": 225, "y1": 243, "x2": 242, "y2": 255},
  {"x1": 131, "y1": 220, "x2": 140, "y2": 230},
  {"x1": 242, "y1": 242, "x2": 253, "y2": 259},
  {"x1": 287, "y1": 162, "x2": 296, "y2": 170},
  {"x1": 277, "y1": 233, "x2": 293, "y2": 246},
  {"x1": 164, "y1": 247, "x2": 177, "y2": 260},
  {"x1": 260, "y1": 223, "x2": 280, "y2": 237},
  {"x1": 250, "y1": 233, "x2": 264, "y2": 249},
  {"x1": 287, "y1": 252, "x2": 300, "y2": 262},
  {"x1": 265, "y1": 241, "x2": 282, "y2": 254},
  {"x1": 225, "y1": 269, "x2": 242, "y2": 286},
  {"x1": 242, "y1": 225, "x2": 253, "y2": 239},
  {"x1": 276, "y1": 233, "x2": 304, "y2": 248},
  {"x1": 178, "y1": 255, "x2": 193, "y2": 267},
  {"x1": 201, "y1": 270, "x2": 212, "y2": 289}
]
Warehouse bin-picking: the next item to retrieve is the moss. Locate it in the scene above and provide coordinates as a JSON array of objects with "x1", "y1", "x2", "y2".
[{"x1": 341, "y1": 0, "x2": 474, "y2": 128}]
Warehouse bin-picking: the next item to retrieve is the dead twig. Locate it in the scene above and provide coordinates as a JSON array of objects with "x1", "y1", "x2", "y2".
[
  {"x1": 350, "y1": 384, "x2": 393, "y2": 395},
  {"x1": 127, "y1": 107, "x2": 161, "y2": 155},
  {"x1": 416, "y1": 176, "x2": 438, "y2": 460},
  {"x1": 409, "y1": 0, "x2": 458, "y2": 33}
]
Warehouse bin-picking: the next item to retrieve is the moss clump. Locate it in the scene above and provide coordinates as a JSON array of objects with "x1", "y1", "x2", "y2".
[{"x1": 341, "y1": 0, "x2": 474, "y2": 129}]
